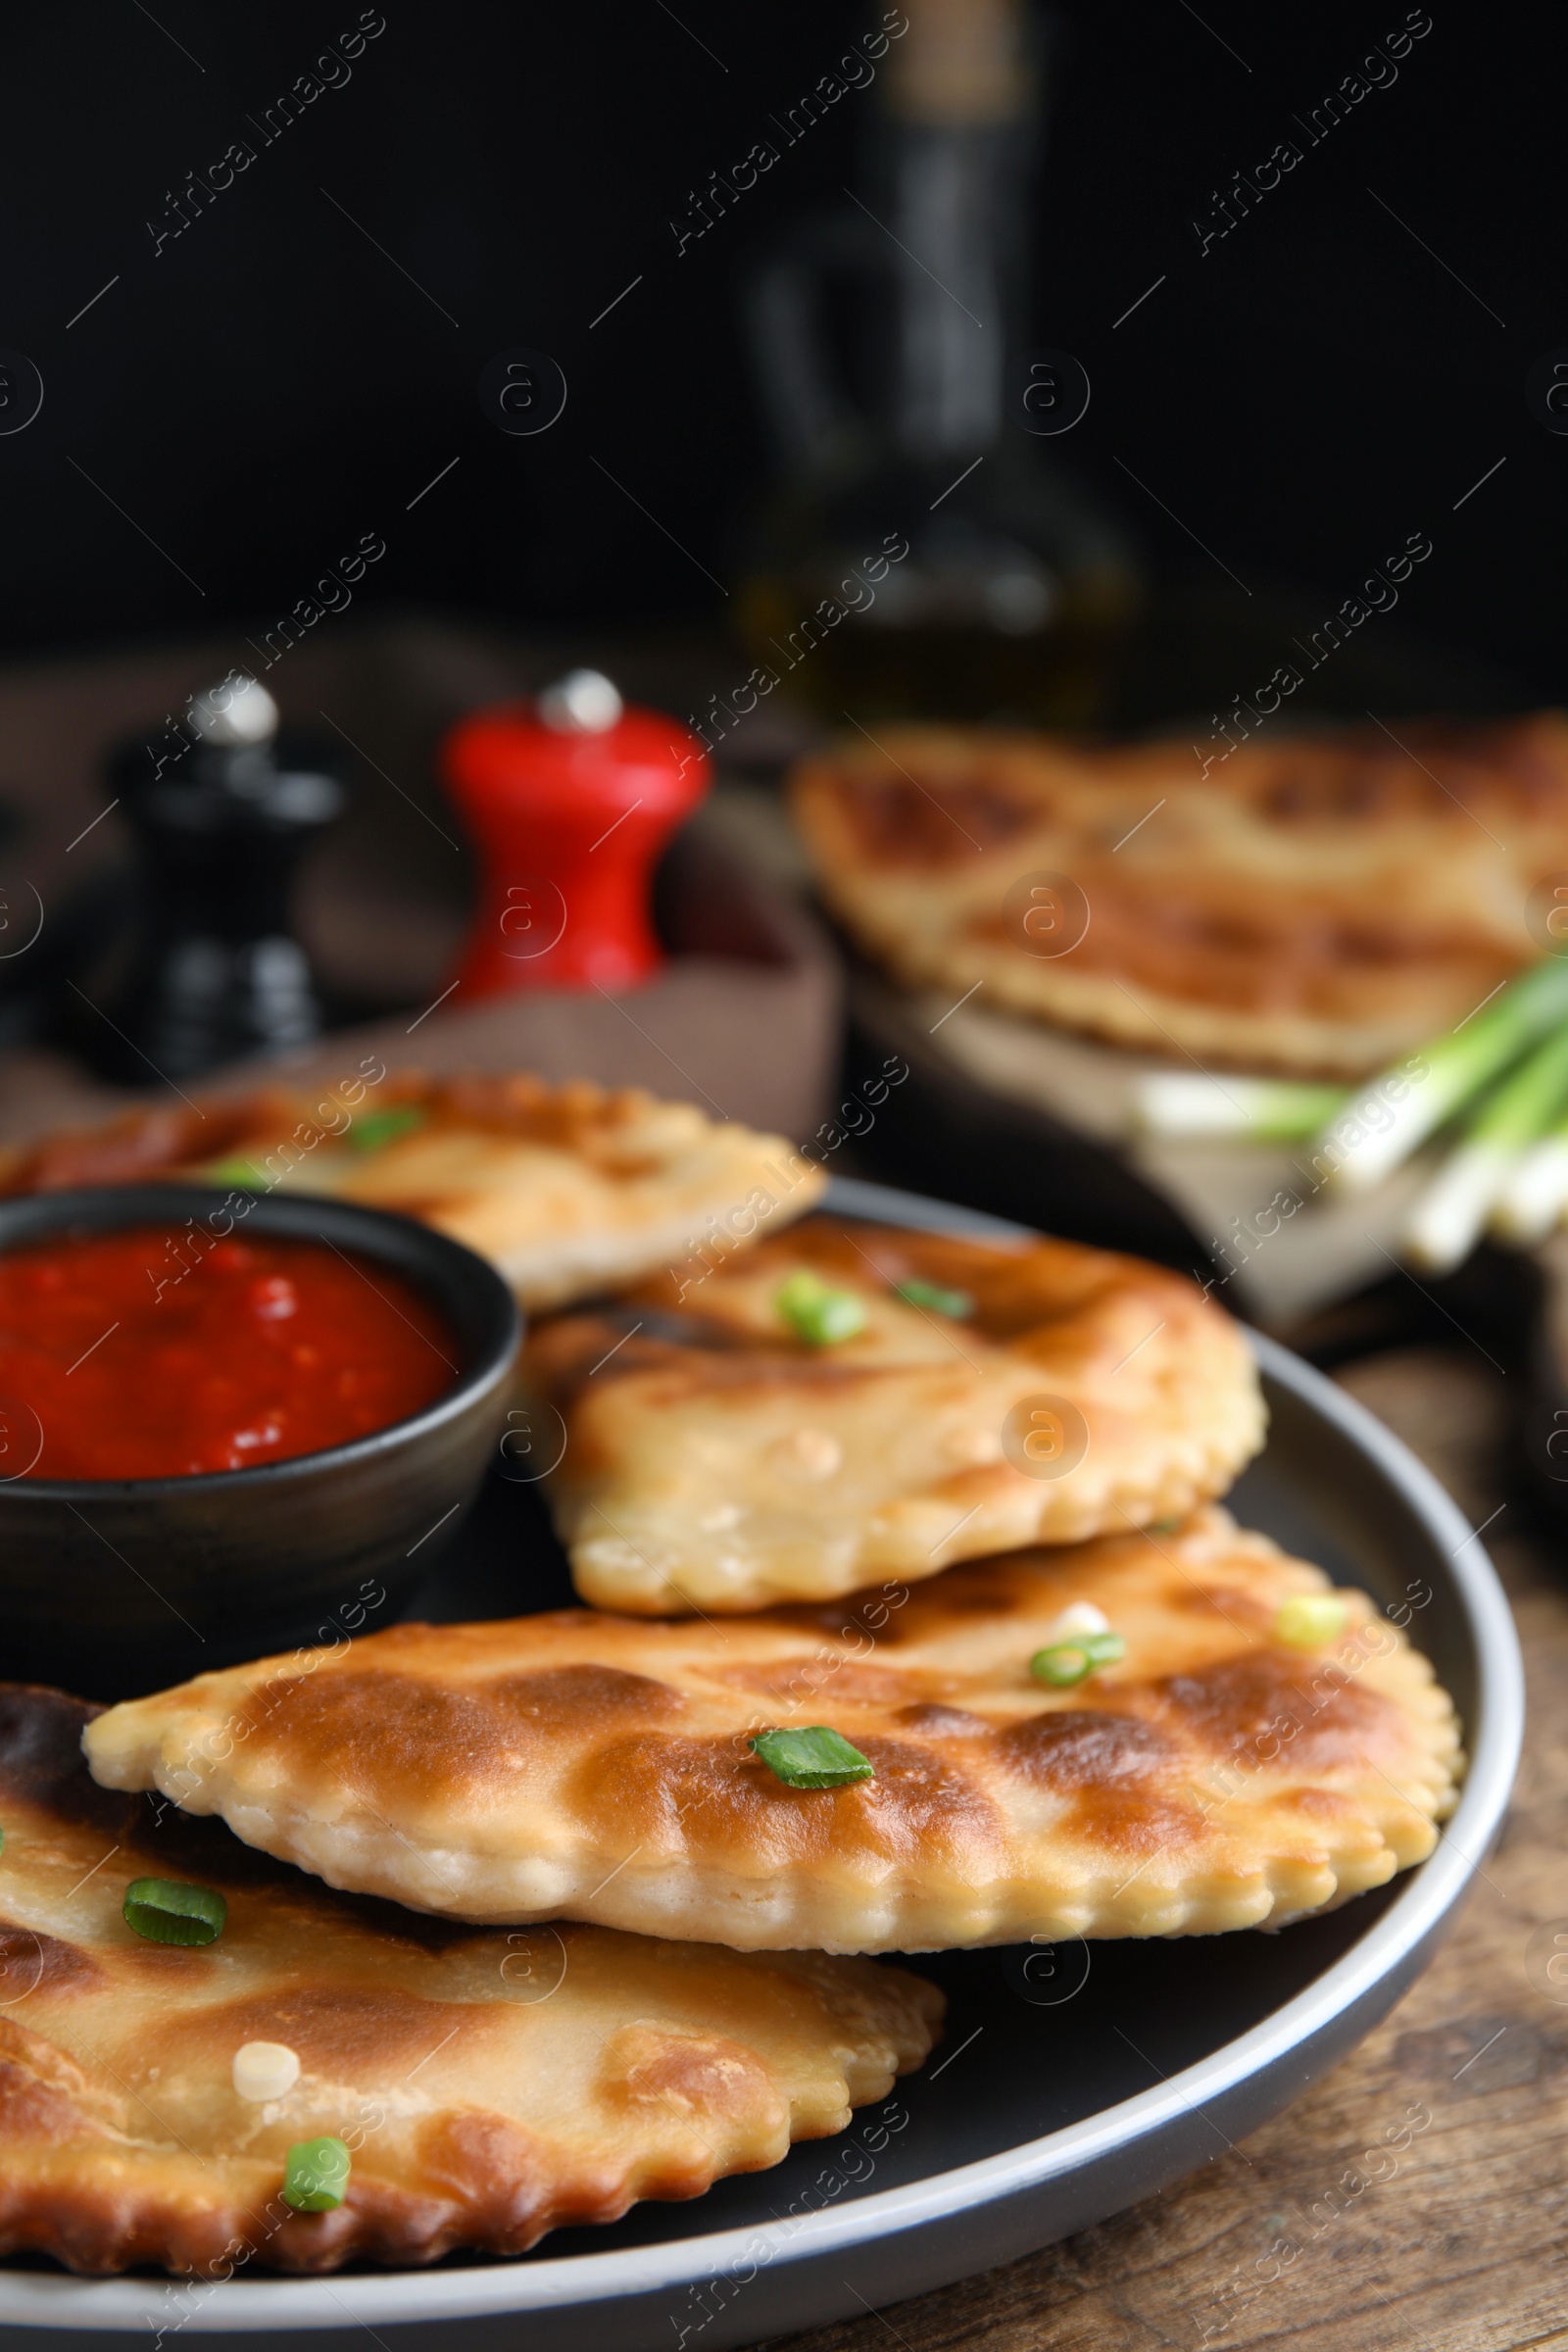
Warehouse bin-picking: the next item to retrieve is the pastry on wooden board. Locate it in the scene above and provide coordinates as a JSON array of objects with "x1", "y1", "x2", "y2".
[{"x1": 791, "y1": 716, "x2": 1568, "y2": 1078}]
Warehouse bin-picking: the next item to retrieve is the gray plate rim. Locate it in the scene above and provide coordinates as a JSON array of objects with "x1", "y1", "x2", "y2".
[{"x1": 0, "y1": 1174, "x2": 1523, "y2": 2333}]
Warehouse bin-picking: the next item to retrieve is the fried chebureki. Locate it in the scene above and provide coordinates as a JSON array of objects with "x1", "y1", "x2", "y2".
[
  {"x1": 520, "y1": 1216, "x2": 1264, "y2": 1613},
  {"x1": 791, "y1": 715, "x2": 1568, "y2": 1078},
  {"x1": 0, "y1": 1073, "x2": 821, "y2": 1312},
  {"x1": 0, "y1": 1686, "x2": 939, "y2": 2278},
  {"x1": 85, "y1": 1509, "x2": 1459, "y2": 1956}
]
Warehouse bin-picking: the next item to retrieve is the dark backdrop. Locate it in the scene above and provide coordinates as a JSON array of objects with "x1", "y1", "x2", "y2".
[{"x1": 0, "y1": 0, "x2": 1559, "y2": 696}]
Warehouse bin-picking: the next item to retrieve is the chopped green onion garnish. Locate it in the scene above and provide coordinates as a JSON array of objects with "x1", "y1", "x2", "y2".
[
  {"x1": 346, "y1": 1106, "x2": 426, "y2": 1154},
  {"x1": 122, "y1": 1877, "x2": 227, "y2": 1946},
  {"x1": 1273, "y1": 1595, "x2": 1348, "y2": 1648},
  {"x1": 1030, "y1": 1630, "x2": 1126, "y2": 1687},
  {"x1": 203, "y1": 1155, "x2": 268, "y2": 1188},
  {"x1": 775, "y1": 1270, "x2": 866, "y2": 1347},
  {"x1": 750, "y1": 1726, "x2": 874, "y2": 1788},
  {"x1": 895, "y1": 1278, "x2": 973, "y2": 1318},
  {"x1": 282, "y1": 2135, "x2": 351, "y2": 2212}
]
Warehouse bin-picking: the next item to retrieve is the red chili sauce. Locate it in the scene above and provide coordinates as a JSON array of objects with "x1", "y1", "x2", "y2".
[{"x1": 0, "y1": 1227, "x2": 457, "y2": 1480}]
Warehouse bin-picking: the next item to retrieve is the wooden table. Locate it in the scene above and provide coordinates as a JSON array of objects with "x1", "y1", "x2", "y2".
[{"x1": 768, "y1": 1347, "x2": 1559, "y2": 2352}]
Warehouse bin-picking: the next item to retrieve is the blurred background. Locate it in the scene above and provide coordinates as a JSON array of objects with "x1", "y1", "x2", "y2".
[{"x1": 1, "y1": 0, "x2": 1550, "y2": 689}]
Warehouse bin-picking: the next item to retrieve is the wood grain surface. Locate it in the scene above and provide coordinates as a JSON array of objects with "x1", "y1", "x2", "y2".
[{"x1": 764, "y1": 1348, "x2": 1561, "y2": 2352}]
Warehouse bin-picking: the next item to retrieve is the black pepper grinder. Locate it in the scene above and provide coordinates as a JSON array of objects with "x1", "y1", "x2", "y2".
[{"x1": 91, "y1": 675, "x2": 343, "y2": 1082}]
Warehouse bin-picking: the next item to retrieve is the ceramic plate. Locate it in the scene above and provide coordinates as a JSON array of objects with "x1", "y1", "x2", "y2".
[{"x1": 1, "y1": 1178, "x2": 1521, "y2": 2350}]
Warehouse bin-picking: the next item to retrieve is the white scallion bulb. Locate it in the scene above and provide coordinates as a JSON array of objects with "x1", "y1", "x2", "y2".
[
  {"x1": 232, "y1": 2040, "x2": 301, "y2": 2104},
  {"x1": 1048, "y1": 1600, "x2": 1109, "y2": 1641}
]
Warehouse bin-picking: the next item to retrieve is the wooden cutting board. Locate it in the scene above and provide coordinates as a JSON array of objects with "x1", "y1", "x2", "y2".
[{"x1": 853, "y1": 972, "x2": 1455, "y2": 1329}]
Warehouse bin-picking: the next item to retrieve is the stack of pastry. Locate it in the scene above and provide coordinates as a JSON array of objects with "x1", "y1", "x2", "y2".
[{"x1": 0, "y1": 1077, "x2": 1461, "y2": 2277}]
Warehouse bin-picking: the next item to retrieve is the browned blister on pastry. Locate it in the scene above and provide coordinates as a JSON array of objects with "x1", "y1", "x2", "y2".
[
  {"x1": 0, "y1": 1687, "x2": 939, "y2": 2276},
  {"x1": 85, "y1": 1509, "x2": 1460, "y2": 1955},
  {"x1": 791, "y1": 716, "x2": 1568, "y2": 1076},
  {"x1": 0, "y1": 1073, "x2": 821, "y2": 1311},
  {"x1": 522, "y1": 1216, "x2": 1264, "y2": 1612}
]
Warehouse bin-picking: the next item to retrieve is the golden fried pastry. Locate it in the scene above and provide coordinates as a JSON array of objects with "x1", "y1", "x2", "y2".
[
  {"x1": 0, "y1": 1685, "x2": 939, "y2": 2277},
  {"x1": 85, "y1": 1508, "x2": 1459, "y2": 1955},
  {"x1": 520, "y1": 1215, "x2": 1264, "y2": 1612},
  {"x1": 0, "y1": 1073, "x2": 820, "y2": 1312},
  {"x1": 791, "y1": 716, "x2": 1568, "y2": 1077}
]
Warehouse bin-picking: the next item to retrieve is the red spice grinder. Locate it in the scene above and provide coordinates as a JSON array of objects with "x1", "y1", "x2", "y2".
[{"x1": 440, "y1": 670, "x2": 710, "y2": 994}]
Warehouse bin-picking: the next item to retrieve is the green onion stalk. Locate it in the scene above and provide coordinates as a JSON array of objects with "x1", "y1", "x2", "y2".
[
  {"x1": 1491, "y1": 1094, "x2": 1568, "y2": 1245},
  {"x1": 1319, "y1": 958, "x2": 1568, "y2": 1195},
  {"x1": 1133, "y1": 1074, "x2": 1346, "y2": 1142},
  {"x1": 1402, "y1": 1018, "x2": 1568, "y2": 1273}
]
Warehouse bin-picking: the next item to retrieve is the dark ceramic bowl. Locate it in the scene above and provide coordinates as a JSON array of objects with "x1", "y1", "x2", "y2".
[{"x1": 0, "y1": 1185, "x2": 519, "y2": 1699}]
